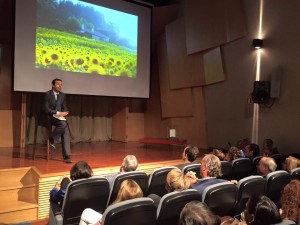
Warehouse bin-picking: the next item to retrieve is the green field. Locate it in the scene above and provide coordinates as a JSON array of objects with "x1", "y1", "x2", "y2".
[{"x1": 36, "y1": 27, "x2": 137, "y2": 77}]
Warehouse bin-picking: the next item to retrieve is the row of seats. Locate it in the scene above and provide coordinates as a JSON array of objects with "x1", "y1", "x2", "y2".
[
  {"x1": 183, "y1": 157, "x2": 300, "y2": 181},
  {"x1": 49, "y1": 166, "x2": 298, "y2": 225}
]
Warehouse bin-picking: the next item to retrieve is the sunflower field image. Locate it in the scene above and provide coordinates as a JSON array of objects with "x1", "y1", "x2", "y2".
[{"x1": 36, "y1": 0, "x2": 138, "y2": 78}]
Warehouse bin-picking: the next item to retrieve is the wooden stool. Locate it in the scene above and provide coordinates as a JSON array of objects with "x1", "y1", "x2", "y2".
[{"x1": 33, "y1": 117, "x2": 51, "y2": 161}]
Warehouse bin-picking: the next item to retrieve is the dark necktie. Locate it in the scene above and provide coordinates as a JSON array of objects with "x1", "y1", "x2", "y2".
[{"x1": 55, "y1": 93, "x2": 61, "y2": 111}]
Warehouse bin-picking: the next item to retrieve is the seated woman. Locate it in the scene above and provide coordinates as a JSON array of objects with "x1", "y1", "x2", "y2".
[
  {"x1": 80, "y1": 179, "x2": 143, "y2": 225},
  {"x1": 50, "y1": 160, "x2": 93, "y2": 205},
  {"x1": 148, "y1": 168, "x2": 192, "y2": 206},
  {"x1": 241, "y1": 195, "x2": 282, "y2": 225},
  {"x1": 282, "y1": 156, "x2": 300, "y2": 173},
  {"x1": 225, "y1": 146, "x2": 242, "y2": 162},
  {"x1": 280, "y1": 179, "x2": 300, "y2": 225},
  {"x1": 111, "y1": 179, "x2": 143, "y2": 205},
  {"x1": 211, "y1": 148, "x2": 226, "y2": 161}
]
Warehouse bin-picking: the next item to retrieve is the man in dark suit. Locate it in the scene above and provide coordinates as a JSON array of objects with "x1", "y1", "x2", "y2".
[{"x1": 40, "y1": 78, "x2": 72, "y2": 163}]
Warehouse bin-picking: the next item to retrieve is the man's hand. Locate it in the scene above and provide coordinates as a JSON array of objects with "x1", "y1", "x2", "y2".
[
  {"x1": 58, "y1": 111, "x2": 69, "y2": 117},
  {"x1": 185, "y1": 171, "x2": 198, "y2": 185}
]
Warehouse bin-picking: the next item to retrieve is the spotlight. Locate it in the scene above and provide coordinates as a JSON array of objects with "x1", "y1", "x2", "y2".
[{"x1": 253, "y1": 39, "x2": 263, "y2": 49}]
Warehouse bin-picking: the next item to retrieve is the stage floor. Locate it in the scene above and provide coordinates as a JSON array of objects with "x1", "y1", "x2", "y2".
[{"x1": 0, "y1": 141, "x2": 189, "y2": 174}]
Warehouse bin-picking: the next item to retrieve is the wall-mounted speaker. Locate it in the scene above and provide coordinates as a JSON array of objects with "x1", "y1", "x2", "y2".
[{"x1": 252, "y1": 81, "x2": 271, "y2": 104}]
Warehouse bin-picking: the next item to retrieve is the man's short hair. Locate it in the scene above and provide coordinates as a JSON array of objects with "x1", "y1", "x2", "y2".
[
  {"x1": 52, "y1": 78, "x2": 62, "y2": 85},
  {"x1": 202, "y1": 154, "x2": 222, "y2": 177},
  {"x1": 122, "y1": 155, "x2": 138, "y2": 172},
  {"x1": 179, "y1": 201, "x2": 220, "y2": 225},
  {"x1": 184, "y1": 145, "x2": 199, "y2": 162},
  {"x1": 249, "y1": 143, "x2": 260, "y2": 157}
]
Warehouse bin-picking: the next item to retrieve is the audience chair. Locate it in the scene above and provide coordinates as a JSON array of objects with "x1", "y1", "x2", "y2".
[
  {"x1": 231, "y1": 158, "x2": 254, "y2": 180},
  {"x1": 107, "y1": 171, "x2": 148, "y2": 206},
  {"x1": 290, "y1": 167, "x2": 300, "y2": 180},
  {"x1": 156, "y1": 189, "x2": 202, "y2": 225},
  {"x1": 101, "y1": 197, "x2": 156, "y2": 225},
  {"x1": 233, "y1": 175, "x2": 267, "y2": 215},
  {"x1": 220, "y1": 161, "x2": 232, "y2": 180},
  {"x1": 49, "y1": 177, "x2": 110, "y2": 225},
  {"x1": 252, "y1": 156, "x2": 263, "y2": 174},
  {"x1": 33, "y1": 116, "x2": 51, "y2": 161},
  {"x1": 271, "y1": 154, "x2": 287, "y2": 170},
  {"x1": 202, "y1": 182, "x2": 238, "y2": 217},
  {"x1": 182, "y1": 163, "x2": 201, "y2": 179},
  {"x1": 265, "y1": 170, "x2": 291, "y2": 204},
  {"x1": 147, "y1": 166, "x2": 177, "y2": 197}
]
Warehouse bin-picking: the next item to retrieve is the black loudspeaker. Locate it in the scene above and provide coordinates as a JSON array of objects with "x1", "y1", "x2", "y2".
[{"x1": 252, "y1": 81, "x2": 271, "y2": 104}]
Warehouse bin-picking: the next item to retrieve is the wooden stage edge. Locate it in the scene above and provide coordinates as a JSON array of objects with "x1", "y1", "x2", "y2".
[{"x1": 0, "y1": 141, "x2": 207, "y2": 222}]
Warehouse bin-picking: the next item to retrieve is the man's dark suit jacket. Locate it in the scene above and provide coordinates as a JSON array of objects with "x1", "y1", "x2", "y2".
[
  {"x1": 43, "y1": 90, "x2": 68, "y2": 115},
  {"x1": 40, "y1": 90, "x2": 68, "y2": 125}
]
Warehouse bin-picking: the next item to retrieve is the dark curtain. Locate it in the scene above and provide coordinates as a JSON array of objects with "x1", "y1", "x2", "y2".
[{"x1": 25, "y1": 92, "x2": 113, "y2": 144}]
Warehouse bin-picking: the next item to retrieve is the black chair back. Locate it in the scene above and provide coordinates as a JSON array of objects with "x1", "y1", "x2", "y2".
[
  {"x1": 182, "y1": 163, "x2": 201, "y2": 179},
  {"x1": 107, "y1": 171, "x2": 148, "y2": 206},
  {"x1": 102, "y1": 197, "x2": 156, "y2": 225},
  {"x1": 147, "y1": 166, "x2": 177, "y2": 197},
  {"x1": 156, "y1": 189, "x2": 202, "y2": 225},
  {"x1": 252, "y1": 156, "x2": 263, "y2": 174},
  {"x1": 202, "y1": 182, "x2": 238, "y2": 217},
  {"x1": 266, "y1": 170, "x2": 291, "y2": 204},
  {"x1": 231, "y1": 158, "x2": 254, "y2": 180},
  {"x1": 233, "y1": 175, "x2": 267, "y2": 215},
  {"x1": 220, "y1": 161, "x2": 232, "y2": 180},
  {"x1": 59, "y1": 177, "x2": 110, "y2": 225},
  {"x1": 291, "y1": 167, "x2": 300, "y2": 179}
]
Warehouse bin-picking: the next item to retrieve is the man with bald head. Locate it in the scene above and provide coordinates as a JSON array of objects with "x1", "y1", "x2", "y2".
[{"x1": 256, "y1": 156, "x2": 277, "y2": 177}]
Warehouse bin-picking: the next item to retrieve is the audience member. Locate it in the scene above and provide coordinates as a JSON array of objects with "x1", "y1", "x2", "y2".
[
  {"x1": 280, "y1": 179, "x2": 300, "y2": 225},
  {"x1": 241, "y1": 195, "x2": 282, "y2": 225},
  {"x1": 225, "y1": 146, "x2": 242, "y2": 162},
  {"x1": 165, "y1": 168, "x2": 191, "y2": 192},
  {"x1": 282, "y1": 156, "x2": 300, "y2": 173},
  {"x1": 244, "y1": 144, "x2": 260, "y2": 160},
  {"x1": 106, "y1": 155, "x2": 138, "y2": 189},
  {"x1": 178, "y1": 200, "x2": 221, "y2": 225},
  {"x1": 262, "y1": 138, "x2": 279, "y2": 156},
  {"x1": 80, "y1": 179, "x2": 144, "y2": 225},
  {"x1": 177, "y1": 145, "x2": 200, "y2": 170},
  {"x1": 237, "y1": 138, "x2": 250, "y2": 158},
  {"x1": 50, "y1": 160, "x2": 93, "y2": 204},
  {"x1": 111, "y1": 179, "x2": 143, "y2": 205},
  {"x1": 256, "y1": 157, "x2": 277, "y2": 177},
  {"x1": 187, "y1": 154, "x2": 227, "y2": 194},
  {"x1": 148, "y1": 168, "x2": 192, "y2": 206},
  {"x1": 211, "y1": 149, "x2": 226, "y2": 161}
]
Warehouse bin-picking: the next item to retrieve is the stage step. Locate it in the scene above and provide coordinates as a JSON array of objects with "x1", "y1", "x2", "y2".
[
  {"x1": 0, "y1": 201, "x2": 38, "y2": 224},
  {"x1": 0, "y1": 167, "x2": 40, "y2": 224}
]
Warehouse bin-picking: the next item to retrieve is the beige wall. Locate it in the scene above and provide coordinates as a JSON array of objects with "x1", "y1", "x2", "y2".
[{"x1": 205, "y1": 0, "x2": 300, "y2": 154}]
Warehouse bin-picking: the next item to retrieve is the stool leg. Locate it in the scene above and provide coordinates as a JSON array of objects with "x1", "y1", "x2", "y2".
[
  {"x1": 46, "y1": 139, "x2": 50, "y2": 161},
  {"x1": 46, "y1": 127, "x2": 51, "y2": 161},
  {"x1": 33, "y1": 120, "x2": 39, "y2": 160}
]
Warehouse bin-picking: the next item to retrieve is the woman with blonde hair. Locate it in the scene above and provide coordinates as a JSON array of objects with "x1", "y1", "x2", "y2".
[
  {"x1": 80, "y1": 179, "x2": 143, "y2": 225},
  {"x1": 282, "y1": 156, "x2": 300, "y2": 173},
  {"x1": 165, "y1": 168, "x2": 191, "y2": 192},
  {"x1": 112, "y1": 179, "x2": 143, "y2": 205}
]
